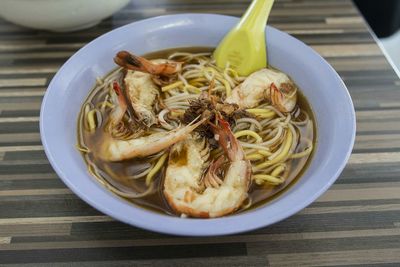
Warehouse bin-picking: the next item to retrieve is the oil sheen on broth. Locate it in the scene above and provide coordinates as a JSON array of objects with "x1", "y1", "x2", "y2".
[{"x1": 78, "y1": 47, "x2": 316, "y2": 216}]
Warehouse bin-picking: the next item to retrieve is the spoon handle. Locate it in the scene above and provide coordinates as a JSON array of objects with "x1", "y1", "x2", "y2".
[
  {"x1": 237, "y1": 0, "x2": 274, "y2": 34},
  {"x1": 213, "y1": 0, "x2": 275, "y2": 76}
]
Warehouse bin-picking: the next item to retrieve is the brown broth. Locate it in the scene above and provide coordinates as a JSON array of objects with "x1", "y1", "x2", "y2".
[{"x1": 78, "y1": 47, "x2": 316, "y2": 217}]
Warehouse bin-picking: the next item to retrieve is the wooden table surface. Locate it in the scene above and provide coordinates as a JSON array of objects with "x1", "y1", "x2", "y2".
[{"x1": 1, "y1": 0, "x2": 400, "y2": 265}]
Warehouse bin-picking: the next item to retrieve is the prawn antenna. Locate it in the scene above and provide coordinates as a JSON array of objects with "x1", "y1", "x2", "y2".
[{"x1": 187, "y1": 115, "x2": 207, "y2": 127}]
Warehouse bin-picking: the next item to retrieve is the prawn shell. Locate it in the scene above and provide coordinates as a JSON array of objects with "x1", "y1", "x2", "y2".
[{"x1": 163, "y1": 123, "x2": 252, "y2": 218}]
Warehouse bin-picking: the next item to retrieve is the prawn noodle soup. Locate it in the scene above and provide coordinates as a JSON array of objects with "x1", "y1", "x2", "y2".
[{"x1": 77, "y1": 47, "x2": 315, "y2": 218}]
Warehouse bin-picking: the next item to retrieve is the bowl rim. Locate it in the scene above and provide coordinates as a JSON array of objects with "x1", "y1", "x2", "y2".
[{"x1": 40, "y1": 13, "x2": 356, "y2": 236}]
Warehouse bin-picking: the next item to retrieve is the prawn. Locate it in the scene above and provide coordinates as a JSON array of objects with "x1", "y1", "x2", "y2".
[
  {"x1": 163, "y1": 118, "x2": 251, "y2": 218},
  {"x1": 98, "y1": 81, "x2": 205, "y2": 162},
  {"x1": 225, "y1": 68, "x2": 297, "y2": 112},
  {"x1": 114, "y1": 51, "x2": 183, "y2": 127},
  {"x1": 99, "y1": 119, "x2": 205, "y2": 162}
]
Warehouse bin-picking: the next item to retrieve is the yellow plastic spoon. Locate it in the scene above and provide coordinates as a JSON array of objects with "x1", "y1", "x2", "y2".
[{"x1": 213, "y1": 0, "x2": 274, "y2": 76}]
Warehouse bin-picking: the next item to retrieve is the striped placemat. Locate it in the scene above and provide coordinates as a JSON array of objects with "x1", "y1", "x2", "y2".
[{"x1": 1, "y1": 0, "x2": 400, "y2": 265}]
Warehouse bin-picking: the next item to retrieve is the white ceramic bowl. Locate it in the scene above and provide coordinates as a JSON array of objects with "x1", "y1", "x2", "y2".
[
  {"x1": 0, "y1": 0, "x2": 130, "y2": 32},
  {"x1": 40, "y1": 14, "x2": 356, "y2": 236}
]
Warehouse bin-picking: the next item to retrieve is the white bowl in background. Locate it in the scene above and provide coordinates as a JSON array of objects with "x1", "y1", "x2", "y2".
[
  {"x1": 40, "y1": 14, "x2": 356, "y2": 236},
  {"x1": 0, "y1": 0, "x2": 130, "y2": 32}
]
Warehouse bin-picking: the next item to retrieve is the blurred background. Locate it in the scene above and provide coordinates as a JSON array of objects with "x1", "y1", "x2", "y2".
[
  {"x1": 0, "y1": 0, "x2": 399, "y2": 75},
  {"x1": 353, "y1": 0, "x2": 400, "y2": 75}
]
